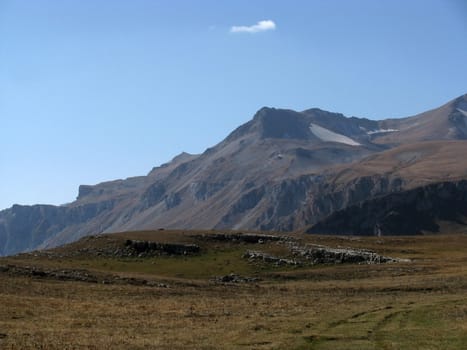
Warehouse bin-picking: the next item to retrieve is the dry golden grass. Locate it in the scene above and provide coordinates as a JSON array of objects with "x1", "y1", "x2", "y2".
[
  {"x1": 330, "y1": 140, "x2": 467, "y2": 187},
  {"x1": 1, "y1": 232, "x2": 467, "y2": 349}
]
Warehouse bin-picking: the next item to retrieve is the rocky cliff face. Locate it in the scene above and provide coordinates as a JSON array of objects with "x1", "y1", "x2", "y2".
[
  {"x1": 0, "y1": 200, "x2": 115, "y2": 256},
  {"x1": 1, "y1": 94, "x2": 467, "y2": 256},
  {"x1": 307, "y1": 180, "x2": 467, "y2": 235},
  {"x1": 224, "y1": 173, "x2": 406, "y2": 232}
]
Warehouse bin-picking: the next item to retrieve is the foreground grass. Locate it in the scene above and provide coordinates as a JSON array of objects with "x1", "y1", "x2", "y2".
[{"x1": 0, "y1": 232, "x2": 466, "y2": 349}]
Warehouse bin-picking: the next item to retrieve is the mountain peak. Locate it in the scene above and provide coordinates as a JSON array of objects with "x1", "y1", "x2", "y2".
[
  {"x1": 253, "y1": 107, "x2": 312, "y2": 140},
  {"x1": 227, "y1": 105, "x2": 372, "y2": 145},
  {"x1": 224, "y1": 107, "x2": 312, "y2": 143}
]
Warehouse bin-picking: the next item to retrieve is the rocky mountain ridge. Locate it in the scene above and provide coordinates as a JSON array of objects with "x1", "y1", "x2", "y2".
[{"x1": 1, "y1": 94, "x2": 467, "y2": 256}]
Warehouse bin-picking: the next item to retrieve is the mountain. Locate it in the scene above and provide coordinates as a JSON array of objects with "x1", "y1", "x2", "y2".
[
  {"x1": 307, "y1": 179, "x2": 467, "y2": 236},
  {"x1": 370, "y1": 94, "x2": 467, "y2": 145},
  {"x1": 1, "y1": 94, "x2": 467, "y2": 256}
]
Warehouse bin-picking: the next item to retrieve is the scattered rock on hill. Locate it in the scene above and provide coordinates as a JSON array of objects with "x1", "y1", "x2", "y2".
[
  {"x1": 290, "y1": 244, "x2": 407, "y2": 264},
  {"x1": 124, "y1": 240, "x2": 200, "y2": 256},
  {"x1": 243, "y1": 250, "x2": 300, "y2": 266},
  {"x1": 0, "y1": 264, "x2": 169, "y2": 287},
  {"x1": 193, "y1": 233, "x2": 284, "y2": 244},
  {"x1": 46, "y1": 237, "x2": 201, "y2": 259},
  {"x1": 212, "y1": 273, "x2": 260, "y2": 284}
]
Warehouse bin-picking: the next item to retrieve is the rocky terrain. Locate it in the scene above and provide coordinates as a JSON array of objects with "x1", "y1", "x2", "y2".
[{"x1": 1, "y1": 94, "x2": 467, "y2": 256}]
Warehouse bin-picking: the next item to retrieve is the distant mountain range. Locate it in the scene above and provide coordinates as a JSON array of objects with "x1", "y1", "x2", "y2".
[{"x1": 1, "y1": 94, "x2": 467, "y2": 256}]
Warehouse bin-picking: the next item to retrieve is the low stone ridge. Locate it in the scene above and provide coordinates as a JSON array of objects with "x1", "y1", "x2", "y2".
[
  {"x1": 290, "y1": 244, "x2": 406, "y2": 265},
  {"x1": 211, "y1": 273, "x2": 260, "y2": 284},
  {"x1": 32, "y1": 237, "x2": 201, "y2": 259},
  {"x1": 124, "y1": 240, "x2": 200, "y2": 256},
  {"x1": 193, "y1": 233, "x2": 283, "y2": 243},
  {"x1": 243, "y1": 250, "x2": 300, "y2": 266},
  {"x1": 0, "y1": 264, "x2": 168, "y2": 287}
]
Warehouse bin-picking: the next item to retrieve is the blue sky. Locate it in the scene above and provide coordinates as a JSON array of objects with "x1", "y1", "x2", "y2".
[{"x1": 1, "y1": 0, "x2": 466, "y2": 210}]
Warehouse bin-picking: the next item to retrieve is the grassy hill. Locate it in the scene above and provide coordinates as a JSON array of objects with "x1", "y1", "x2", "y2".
[{"x1": 1, "y1": 230, "x2": 467, "y2": 349}]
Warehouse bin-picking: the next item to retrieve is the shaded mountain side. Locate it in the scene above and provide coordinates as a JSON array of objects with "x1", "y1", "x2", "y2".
[
  {"x1": 307, "y1": 180, "x2": 467, "y2": 235},
  {"x1": 0, "y1": 201, "x2": 115, "y2": 256},
  {"x1": 248, "y1": 140, "x2": 467, "y2": 232},
  {"x1": 254, "y1": 174, "x2": 406, "y2": 232},
  {"x1": 1, "y1": 94, "x2": 467, "y2": 256}
]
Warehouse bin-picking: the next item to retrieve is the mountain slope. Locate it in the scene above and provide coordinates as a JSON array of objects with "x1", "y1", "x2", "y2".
[
  {"x1": 307, "y1": 180, "x2": 467, "y2": 235},
  {"x1": 370, "y1": 94, "x2": 467, "y2": 145},
  {"x1": 1, "y1": 94, "x2": 467, "y2": 256},
  {"x1": 235, "y1": 140, "x2": 467, "y2": 232}
]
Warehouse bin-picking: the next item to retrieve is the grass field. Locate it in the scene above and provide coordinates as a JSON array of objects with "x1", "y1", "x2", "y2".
[{"x1": 1, "y1": 231, "x2": 466, "y2": 349}]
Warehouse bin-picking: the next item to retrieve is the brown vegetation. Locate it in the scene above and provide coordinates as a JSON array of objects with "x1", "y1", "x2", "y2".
[{"x1": 1, "y1": 231, "x2": 467, "y2": 349}]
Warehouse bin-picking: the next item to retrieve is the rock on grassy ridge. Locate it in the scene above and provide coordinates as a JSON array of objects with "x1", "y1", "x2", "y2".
[{"x1": 289, "y1": 244, "x2": 408, "y2": 264}]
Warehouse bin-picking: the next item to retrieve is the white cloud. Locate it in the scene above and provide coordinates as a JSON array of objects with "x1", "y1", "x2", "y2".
[{"x1": 230, "y1": 20, "x2": 276, "y2": 34}]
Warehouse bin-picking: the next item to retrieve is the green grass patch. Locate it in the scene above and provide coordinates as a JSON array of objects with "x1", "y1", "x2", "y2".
[
  {"x1": 77, "y1": 244, "x2": 298, "y2": 279},
  {"x1": 297, "y1": 299, "x2": 467, "y2": 350}
]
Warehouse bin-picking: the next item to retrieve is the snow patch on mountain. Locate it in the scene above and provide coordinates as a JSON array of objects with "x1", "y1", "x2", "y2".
[
  {"x1": 309, "y1": 123, "x2": 361, "y2": 146},
  {"x1": 367, "y1": 128, "x2": 399, "y2": 135},
  {"x1": 457, "y1": 108, "x2": 467, "y2": 117}
]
